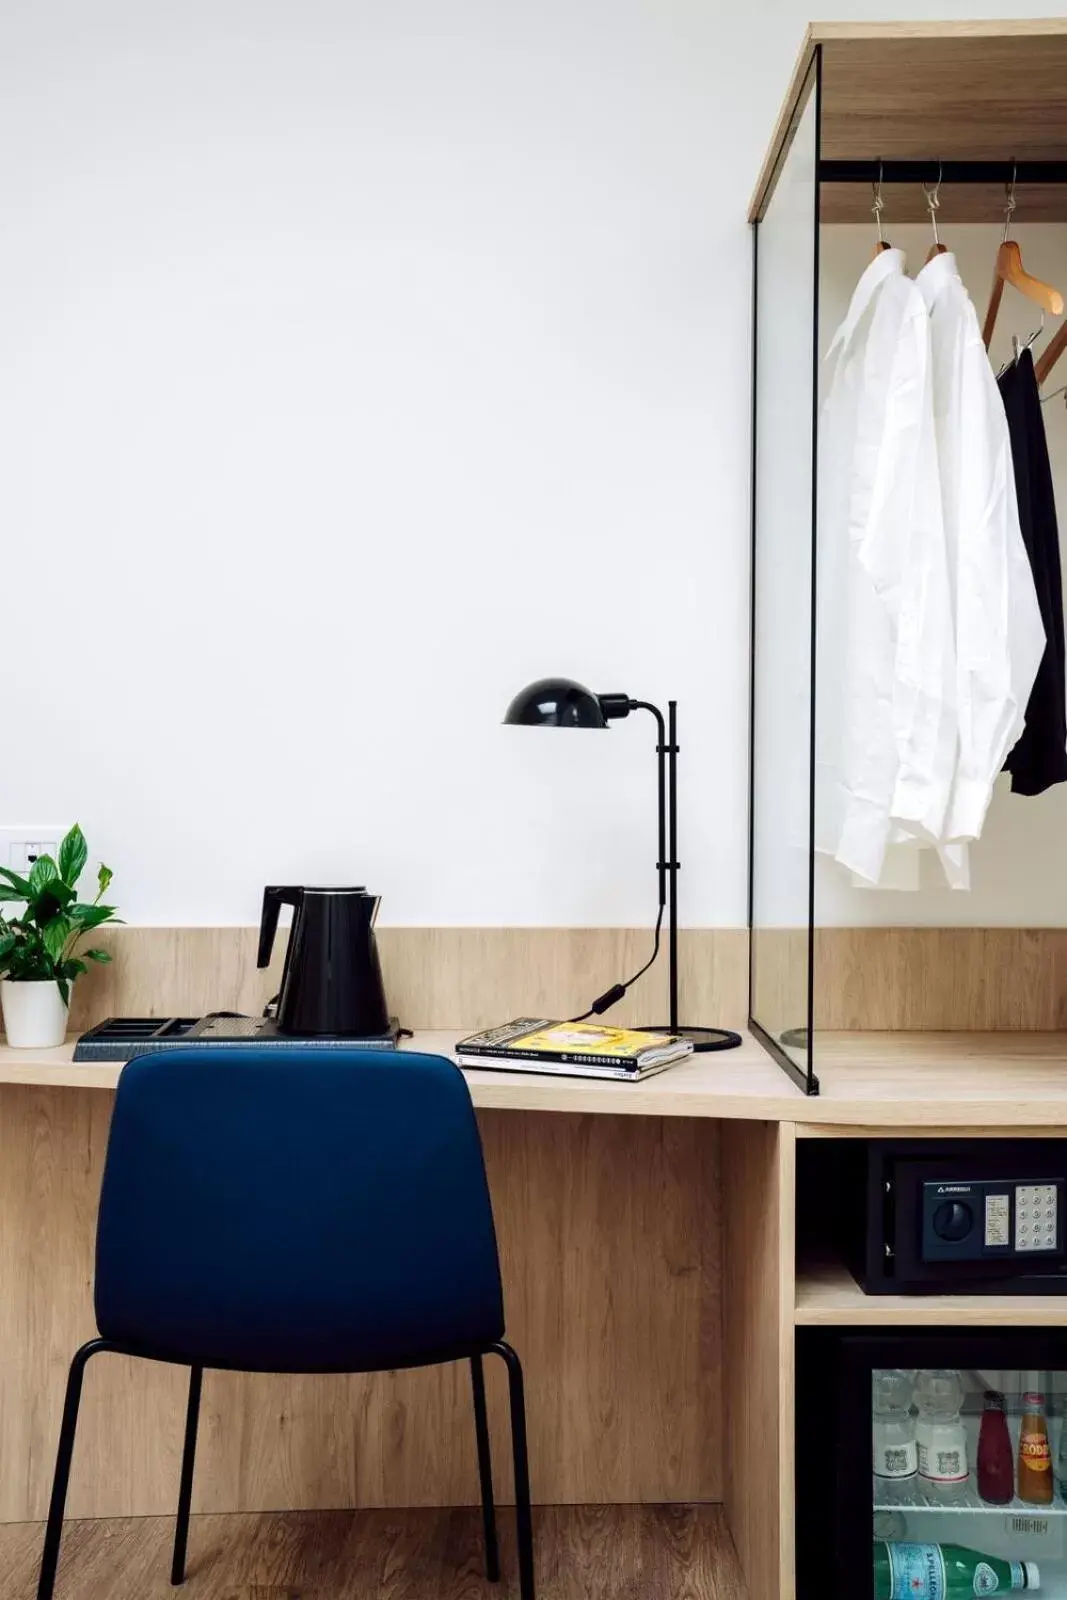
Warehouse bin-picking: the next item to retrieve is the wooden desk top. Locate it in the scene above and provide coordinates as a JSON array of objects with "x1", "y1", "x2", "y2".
[{"x1": 3, "y1": 1030, "x2": 1067, "y2": 1128}]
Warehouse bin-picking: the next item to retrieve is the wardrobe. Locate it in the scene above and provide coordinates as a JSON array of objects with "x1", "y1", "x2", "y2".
[{"x1": 748, "y1": 21, "x2": 1067, "y2": 1095}]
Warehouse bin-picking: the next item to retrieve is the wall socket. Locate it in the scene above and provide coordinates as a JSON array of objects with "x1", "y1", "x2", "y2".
[{"x1": 0, "y1": 829, "x2": 64, "y2": 881}]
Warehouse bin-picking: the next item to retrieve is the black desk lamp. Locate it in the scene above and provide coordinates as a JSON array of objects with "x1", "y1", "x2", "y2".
[{"x1": 504, "y1": 677, "x2": 740, "y2": 1053}]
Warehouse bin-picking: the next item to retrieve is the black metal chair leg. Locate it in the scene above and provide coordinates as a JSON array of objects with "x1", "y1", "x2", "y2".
[
  {"x1": 171, "y1": 1366, "x2": 203, "y2": 1585},
  {"x1": 37, "y1": 1340, "x2": 107, "y2": 1600},
  {"x1": 470, "y1": 1354, "x2": 500, "y2": 1581},
  {"x1": 492, "y1": 1341, "x2": 535, "y2": 1600}
]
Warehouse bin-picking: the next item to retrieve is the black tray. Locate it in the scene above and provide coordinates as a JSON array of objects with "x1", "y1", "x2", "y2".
[{"x1": 74, "y1": 1015, "x2": 401, "y2": 1062}]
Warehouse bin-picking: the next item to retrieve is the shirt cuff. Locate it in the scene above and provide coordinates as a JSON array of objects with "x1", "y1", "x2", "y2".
[
  {"x1": 889, "y1": 774, "x2": 947, "y2": 844},
  {"x1": 943, "y1": 774, "x2": 995, "y2": 843}
]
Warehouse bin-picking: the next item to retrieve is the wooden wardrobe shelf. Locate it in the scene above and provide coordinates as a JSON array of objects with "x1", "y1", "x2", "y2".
[{"x1": 796, "y1": 1259, "x2": 1067, "y2": 1328}]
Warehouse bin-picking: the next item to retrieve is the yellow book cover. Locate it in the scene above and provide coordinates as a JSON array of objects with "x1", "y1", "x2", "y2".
[{"x1": 457, "y1": 1018, "x2": 692, "y2": 1066}]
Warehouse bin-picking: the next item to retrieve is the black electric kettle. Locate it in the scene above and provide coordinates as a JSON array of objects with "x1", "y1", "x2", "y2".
[{"x1": 257, "y1": 886, "x2": 391, "y2": 1037}]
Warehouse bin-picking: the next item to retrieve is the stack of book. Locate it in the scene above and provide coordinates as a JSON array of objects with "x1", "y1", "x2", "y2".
[{"x1": 455, "y1": 1018, "x2": 693, "y2": 1081}]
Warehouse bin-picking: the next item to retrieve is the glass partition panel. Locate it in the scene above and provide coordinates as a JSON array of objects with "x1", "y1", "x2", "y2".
[{"x1": 749, "y1": 59, "x2": 819, "y2": 1091}]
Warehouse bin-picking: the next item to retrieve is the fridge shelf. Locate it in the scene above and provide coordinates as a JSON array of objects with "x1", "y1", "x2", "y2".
[{"x1": 874, "y1": 1476, "x2": 1067, "y2": 1516}]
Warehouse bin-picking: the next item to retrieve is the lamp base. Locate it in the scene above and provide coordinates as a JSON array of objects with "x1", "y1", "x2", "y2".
[{"x1": 639, "y1": 1024, "x2": 743, "y2": 1054}]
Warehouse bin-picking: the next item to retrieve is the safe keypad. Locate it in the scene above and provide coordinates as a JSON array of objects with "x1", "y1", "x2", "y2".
[{"x1": 1016, "y1": 1185, "x2": 1058, "y2": 1252}]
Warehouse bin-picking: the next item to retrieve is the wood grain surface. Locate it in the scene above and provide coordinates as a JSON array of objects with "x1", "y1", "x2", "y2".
[
  {"x1": 753, "y1": 928, "x2": 1067, "y2": 1033},
  {"x1": 0, "y1": 1504, "x2": 744, "y2": 1600},
  {"x1": 0, "y1": 1088, "x2": 722, "y2": 1523},
  {"x1": 722, "y1": 1123, "x2": 795, "y2": 1600},
  {"x1": 815, "y1": 928, "x2": 1067, "y2": 1031},
  {"x1": 796, "y1": 1259, "x2": 1067, "y2": 1328},
  {"x1": 39, "y1": 922, "x2": 1067, "y2": 1040},
  {"x1": 750, "y1": 22, "x2": 1067, "y2": 220},
  {"x1": 59, "y1": 925, "x2": 748, "y2": 1036}
]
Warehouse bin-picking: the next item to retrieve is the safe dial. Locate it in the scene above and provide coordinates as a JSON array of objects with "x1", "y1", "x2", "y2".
[{"x1": 932, "y1": 1199, "x2": 974, "y2": 1241}]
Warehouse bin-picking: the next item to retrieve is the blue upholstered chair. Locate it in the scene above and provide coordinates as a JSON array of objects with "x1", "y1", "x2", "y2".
[{"x1": 36, "y1": 1048, "x2": 534, "y2": 1600}]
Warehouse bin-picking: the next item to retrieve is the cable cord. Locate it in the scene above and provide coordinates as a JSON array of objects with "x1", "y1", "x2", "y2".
[{"x1": 567, "y1": 902, "x2": 664, "y2": 1024}]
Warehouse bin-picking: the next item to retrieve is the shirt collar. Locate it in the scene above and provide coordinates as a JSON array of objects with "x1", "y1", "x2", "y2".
[
  {"x1": 915, "y1": 249, "x2": 961, "y2": 310},
  {"x1": 830, "y1": 247, "x2": 907, "y2": 354}
]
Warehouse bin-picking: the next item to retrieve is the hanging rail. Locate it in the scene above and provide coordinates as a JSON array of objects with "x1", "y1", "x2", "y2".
[{"x1": 819, "y1": 160, "x2": 1067, "y2": 185}]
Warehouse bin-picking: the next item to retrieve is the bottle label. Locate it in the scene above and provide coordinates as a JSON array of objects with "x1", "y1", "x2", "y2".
[
  {"x1": 1021, "y1": 1431, "x2": 1051, "y2": 1471},
  {"x1": 974, "y1": 1562, "x2": 1000, "y2": 1593},
  {"x1": 875, "y1": 1440, "x2": 918, "y2": 1479},
  {"x1": 886, "y1": 1543, "x2": 946, "y2": 1600},
  {"x1": 918, "y1": 1442, "x2": 968, "y2": 1482}
]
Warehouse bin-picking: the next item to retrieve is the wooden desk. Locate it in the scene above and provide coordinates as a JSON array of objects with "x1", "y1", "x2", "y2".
[
  {"x1": 5, "y1": 1028, "x2": 1067, "y2": 1600},
  {"x1": 6, "y1": 1028, "x2": 1067, "y2": 1125}
]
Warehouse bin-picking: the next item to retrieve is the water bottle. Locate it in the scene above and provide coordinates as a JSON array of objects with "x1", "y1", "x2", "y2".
[
  {"x1": 874, "y1": 1542, "x2": 1040, "y2": 1599},
  {"x1": 915, "y1": 1370, "x2": 969, "y2": 1501},
  {"x1": 873, "y1": 1370, "x2": 918, "y2": 1504}
]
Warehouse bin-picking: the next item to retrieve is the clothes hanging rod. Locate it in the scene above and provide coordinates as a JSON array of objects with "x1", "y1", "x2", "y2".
[{"x1": 819, "y1": 160, "x2": 1067, "y2": 185}]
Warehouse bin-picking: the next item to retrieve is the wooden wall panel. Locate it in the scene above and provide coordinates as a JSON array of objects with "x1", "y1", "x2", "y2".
[
  {"x1": 0, "y1": 1088, "x2": 722, "y2": 1522},
  {"x1": 752, "y1": 927, "x2": 1067, "y2": 1033},
  {"x1": 60, "y1": 925, "x2": 748, "y2": 1035},
  {"x1": 815, "y1": 928, "x2": 1067, "y2": 1031}
]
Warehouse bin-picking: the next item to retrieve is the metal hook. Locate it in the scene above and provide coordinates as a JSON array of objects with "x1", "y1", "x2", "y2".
[
  {"x1": 871, "y1": 159, "x2": 886, "y2": 247},
  {"x1": 922, "y1": 162, "x2": 943, "y2": 248},
  {"x1": 1040, "y1": 382, "x2": 1067, "y2": 407},
  {"x1": 1008, "y1": 311, "x2": 1045, "y2": 372},
  {"x1": 1003, "y1": 161, "x2": 1018, "y2": 243},
  {"x1": 1024, "y1": 309, "x2": 1046, "y2": 353}
]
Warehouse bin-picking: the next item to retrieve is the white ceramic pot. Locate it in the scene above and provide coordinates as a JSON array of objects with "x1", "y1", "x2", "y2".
[{"x1": 1, "y1": 979, "x2": 70, "y2": 1048}]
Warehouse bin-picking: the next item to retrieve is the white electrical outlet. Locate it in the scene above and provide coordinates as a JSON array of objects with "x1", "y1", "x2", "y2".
[{"x1": 0, "y1": 829, "x2": 64, "y2": 882}]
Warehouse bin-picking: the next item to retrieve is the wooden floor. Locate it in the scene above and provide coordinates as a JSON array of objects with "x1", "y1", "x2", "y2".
[{"x1": 0, "y1": 1505, "x2": 744, "y2": 1599}]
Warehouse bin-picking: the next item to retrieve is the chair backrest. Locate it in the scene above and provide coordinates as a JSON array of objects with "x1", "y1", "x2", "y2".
[{"x1": 94, "y1": 1048, "x2": 505, "y2": 1373}]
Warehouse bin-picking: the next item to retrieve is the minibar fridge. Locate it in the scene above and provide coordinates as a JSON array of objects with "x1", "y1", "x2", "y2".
[{"x1": 798, "y1": 1330, "x2": 1067, "y2": 1600}]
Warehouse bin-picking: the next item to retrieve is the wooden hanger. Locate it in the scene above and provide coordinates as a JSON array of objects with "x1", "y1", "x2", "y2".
[
  {"x1": 923, "y1": 169, "x2": 949, "y2": 265},
  {"x1": 1035, "y1": 320, "x2": 1067, "y2": 387},
  {"x1": 983, "y1": 172, "x2": 1064, "y2": 349}
]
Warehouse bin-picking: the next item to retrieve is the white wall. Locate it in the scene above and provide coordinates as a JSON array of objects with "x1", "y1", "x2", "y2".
[{"x1": 2, "y1": 0, "x2": 1064, "y2": 927}]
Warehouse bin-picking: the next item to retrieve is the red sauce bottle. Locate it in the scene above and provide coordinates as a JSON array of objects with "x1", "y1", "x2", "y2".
[{"x1": 977, "y1": 1389, "x2": 1015, "y2": 1505}]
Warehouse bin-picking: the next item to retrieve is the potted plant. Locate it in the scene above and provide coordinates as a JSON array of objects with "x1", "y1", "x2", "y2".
[{"x1": 0, "y1": 824, "x2": 117, "y2": 1048}]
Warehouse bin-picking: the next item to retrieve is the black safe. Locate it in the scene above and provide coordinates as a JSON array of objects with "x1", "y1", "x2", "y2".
[{"x1": 802, "y1": 1138, "x2": 1067, "y2": 1294}]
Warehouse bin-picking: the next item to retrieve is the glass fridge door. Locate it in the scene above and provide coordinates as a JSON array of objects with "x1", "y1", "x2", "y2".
[{"x1": 821, "y1": 1334, "x2": 1067, "y2": 1600}]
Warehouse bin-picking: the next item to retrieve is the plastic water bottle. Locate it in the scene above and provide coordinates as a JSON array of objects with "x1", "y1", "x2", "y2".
[
  {"x1": 874, "y1": 1542, "x2": 1040, "y2": 1598},
  {"x1": 915, "y1": 1370, "x2": 969, "y2": 1501},
  {"x1": 873, "y1": 1370, "x2": 918, "y2": 1504}
]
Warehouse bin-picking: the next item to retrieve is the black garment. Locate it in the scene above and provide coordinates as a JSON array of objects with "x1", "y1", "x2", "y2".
[{"x1": 999, "y1": 347, "x2": 1067, "y2": 795}]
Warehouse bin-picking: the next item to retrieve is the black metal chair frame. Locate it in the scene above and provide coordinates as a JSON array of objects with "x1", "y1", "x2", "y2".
[{"x1": 37, "y1": 1337, "x2": 534, "y2": 1600}]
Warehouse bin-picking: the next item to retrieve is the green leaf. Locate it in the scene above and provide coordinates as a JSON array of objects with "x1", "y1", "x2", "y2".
[
  {"x1": 83, "y1": 948, "x2": 113, "y2": 964},
  {"x1": 0, "y1": 886, "x2": 29, "y2": 903},
  {"x1": 58, "y1": 825, "x2": 88, "y2": 887},
  {"x1": 56, "y1": 975, "x2": 70, "y2": 1007},
  {"x1": 42, "y1": 917, "x2": 73, "y2": 962},
  {"x1": 28, "y1": 855, "x2": 59, "y2": 896},
  {"x1": 68, "y1": 904, "x2": 116, "y2": 931},
  {"x1": 0, "y1": 867, "x2": 32, "y2": 896},
  {"x1": 0, "y1": 933, "x2": 16, "y2": 960},
  {"x1": 97, "y1": 864, "x2": 113, "y2": 898},
  {"x1": 59, "y1": 959, "x2": 87, "y2": 979}
]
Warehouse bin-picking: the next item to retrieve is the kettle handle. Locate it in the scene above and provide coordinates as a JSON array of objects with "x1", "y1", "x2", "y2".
[{"x1": 258, "y1": 887, "x2": 304, "y2": 968}]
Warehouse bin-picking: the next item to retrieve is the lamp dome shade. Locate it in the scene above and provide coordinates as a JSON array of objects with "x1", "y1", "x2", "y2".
[{"x1": 503, "y1": 677, "x2": 607, "y2": 729}]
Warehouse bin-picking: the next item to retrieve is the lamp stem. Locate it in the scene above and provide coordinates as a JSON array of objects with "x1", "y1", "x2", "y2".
[
  {"x1": 630, "y1": 699, "x2": 674, "y2": 1029},
  {"x1": 668, "y1": 699, "x2": 678, "y2": 1033}
]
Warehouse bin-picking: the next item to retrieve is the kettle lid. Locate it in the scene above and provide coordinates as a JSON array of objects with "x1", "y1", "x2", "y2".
[{"x1": 300, "y1": 886, "x2": 368, "y2": 894}]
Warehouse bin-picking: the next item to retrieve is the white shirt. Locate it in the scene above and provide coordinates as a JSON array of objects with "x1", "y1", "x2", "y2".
[
  {"x1": 815, "y1": 248, "x2": 957, "y2": 886},
  {"x1": 917, "y1": 251, "x2": 1045, "y2": 845}
]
